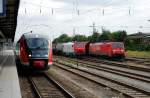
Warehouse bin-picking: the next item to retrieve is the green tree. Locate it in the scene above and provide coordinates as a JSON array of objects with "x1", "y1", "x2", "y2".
[
  {"x1": 99, "y1": 30, "x2": 112, "y2": 41},
  {"x1": 112, "y1": 30, "x2": 127, "y2": 42},
  {"x1": 90, "y1": 32, "x2": 100, "y2": 42},
  {"x1": 53, "y1": 34, "x2": 72, "y2": 43},
  {"x1": 87, "y1": 35, "x2": 93, "y2": 42},
  {"x1": 72, "y1": 34, "x2": 88, "y2": 42},
  {"x1": 53, "y1": 38, "x2": 59, "y2": 43},
  {"x1": 124, "y1": 37, "x2": 135, "y2": 50}
]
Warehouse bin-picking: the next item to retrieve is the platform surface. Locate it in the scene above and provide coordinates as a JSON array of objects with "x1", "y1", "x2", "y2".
[{"x1": 0, "y1": 50, "x2": 21, "y2": 98}]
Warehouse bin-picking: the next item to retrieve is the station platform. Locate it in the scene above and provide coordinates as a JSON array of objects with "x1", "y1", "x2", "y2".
[{"x1": 0, "y1": 50, "x2": 21, "y2": 98}]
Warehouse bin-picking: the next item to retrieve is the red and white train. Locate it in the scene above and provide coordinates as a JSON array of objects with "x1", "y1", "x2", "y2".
[
  {"x1": 15, "y1": 33, "x2": 52, "y2": 71},
  {"x1": 54, "y1": 41, "x2": 125, "y2": 59}
]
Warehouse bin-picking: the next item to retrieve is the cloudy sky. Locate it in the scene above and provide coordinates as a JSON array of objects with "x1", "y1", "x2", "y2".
[{"x1": 15, "y1": 0, "x2": 150, "y2": 41}]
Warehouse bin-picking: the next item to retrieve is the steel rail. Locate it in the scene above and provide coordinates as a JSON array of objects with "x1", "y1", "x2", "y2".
[
  {"x1": 57, "y1": 57, "x2": 150, "y2": 83},
  {"x1": 54, "y1": 61, "x2": 150, "y2": 98},
  {"x1": 82, "y1": 57, "x2": 150, "y2": 72},
  {"x1": 28, "y1": 73, "x2": 75, "y2": 98},
  {"x1": 43, "y1": 73, "x2": 75, "y2": 98},
  {"x1": 28, "y1": 77, "x2": 42, "y2": 98}
]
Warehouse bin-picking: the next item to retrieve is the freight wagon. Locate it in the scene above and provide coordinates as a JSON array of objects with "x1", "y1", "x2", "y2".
[{"x1": 62, "y1": 42, "x2": 75, "y2": 56}]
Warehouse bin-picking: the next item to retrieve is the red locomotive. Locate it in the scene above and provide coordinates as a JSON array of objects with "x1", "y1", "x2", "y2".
[
  {"x1": 89, "y1": 42, "x2": 125, "y2": 58},
  {"x1": 74, "y1": 42, "x2": 90, "y2": 56},
  {"x1": 15, "y1": 33, "x2": 52, "y2": 71}
]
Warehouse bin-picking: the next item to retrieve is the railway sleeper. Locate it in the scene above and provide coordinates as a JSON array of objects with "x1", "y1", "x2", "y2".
[{"x1": 55, "y1": 62, "x2": 150, "y2": 98}]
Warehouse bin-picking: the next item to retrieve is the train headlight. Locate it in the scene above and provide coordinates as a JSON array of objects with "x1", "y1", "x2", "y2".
[
  {"x1": 120, "y1": 50, "x2": 124, "y2": 52},
  {"x1": 45, "y1": 54, "x2": 48, "y2": 57},
  {"x1": 29, "y1": 54, "x2": 32, "y2": 57},
  {"x1": 112, "y1": 50, "x2": 116, "y2": 52}
]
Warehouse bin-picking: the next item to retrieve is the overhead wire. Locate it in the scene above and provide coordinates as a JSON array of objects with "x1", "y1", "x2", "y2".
[
  {"x1": 18, "y1": 0, "x2": 150, "y2": 34},
  {"x1": 21, "y1": 0, "x2": 150, "y2": 16}
]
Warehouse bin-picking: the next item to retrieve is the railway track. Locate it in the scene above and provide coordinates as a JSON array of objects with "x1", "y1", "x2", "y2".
[
  {"x1": 56, "y1": 57, "x2": 150, "y2": 83},
  {"x1": 125, "y1": 57, "x2": 150, "y2": 66},
  {"x1": 126, "y1": 57, "x2": 150, "y2": 62},
  {"x1": 19, "y1": 72, "x2": 74, "y2": 98},
  {"x1": 54, "y1": 56, "x2": 150, "y2": 85},
  {"x1": 54, "y1": 56, "x2": 150, "y2": 97},
  {"x1": 19, "y1": 75, "x2": 37, "y2": 98},
  {"x1": 28, "y1": 73, "x2": 74, "y2": 98},
  {"x1": 54, "y1": 56, "x2": 150, "y2": 84},
  {"x1": 54, "y1": 55, "x2": 150, "y2": 72},
  {"x1": 80, "y1": 56, "x2": 150, "y2": 72},
  {"x1": 61, "y1": 58, "x2": 150, "y2": 78},
  {"x1": 54, "y1": 61, "x2": 150, "y2": 98},
  {"x1": 57, "y1": 55, "x2": 150, "y2": 67}
]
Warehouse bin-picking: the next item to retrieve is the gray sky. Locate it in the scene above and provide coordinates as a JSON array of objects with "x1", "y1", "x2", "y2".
[{"x1": 15, "y1": 0, "x2": 150, "y2": 41}]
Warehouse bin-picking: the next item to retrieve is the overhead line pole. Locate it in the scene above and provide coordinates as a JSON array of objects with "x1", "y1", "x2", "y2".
[{"x1": 89, "y1": 22, "x2": 97, "y2": 34}]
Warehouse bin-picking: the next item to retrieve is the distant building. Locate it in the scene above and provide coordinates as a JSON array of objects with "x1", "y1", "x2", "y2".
[{"x1": 128, "y1": 32, "x2": 150, "y2": 45}]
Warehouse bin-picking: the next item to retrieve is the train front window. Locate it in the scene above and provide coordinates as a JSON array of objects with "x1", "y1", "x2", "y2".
[
  {"x1": 26, "y1": 38, "x2": 49, "y2": 49},
  {"x1": 112, "y1": 43, "x2": 124, "y2": 48}
]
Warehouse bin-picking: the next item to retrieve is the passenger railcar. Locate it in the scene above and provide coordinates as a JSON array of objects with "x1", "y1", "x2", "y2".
[
  {"x1": 89, "y1": 42, "x2": 125, "y2": 58},
  {"x1": 15, "y1": 33, "x2": 52, "y2": 71}
]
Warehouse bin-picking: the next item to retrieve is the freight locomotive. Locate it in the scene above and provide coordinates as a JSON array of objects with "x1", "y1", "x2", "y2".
[
  {"x1": 89, "y1": 42, "x2": 125, "y2": 58},
  {"x1": 54, "y1": 41, "x2": 125, "y2": 59},
  {"x1": 15, "y1": 33, "x2": 52, "y2": 71}
]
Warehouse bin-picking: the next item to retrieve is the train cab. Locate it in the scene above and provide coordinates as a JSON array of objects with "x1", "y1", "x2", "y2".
[{"x1": 15, "y1": 33, "x2": 52, "y2": 71}]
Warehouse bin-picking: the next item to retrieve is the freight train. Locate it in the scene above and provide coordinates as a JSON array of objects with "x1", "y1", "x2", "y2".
[
  {"x1": 53, "y1": 41, "x2": 125, "y2": 59},
  {"x1": 15, "y1": 33, "x2": 52, "y2": 71}
]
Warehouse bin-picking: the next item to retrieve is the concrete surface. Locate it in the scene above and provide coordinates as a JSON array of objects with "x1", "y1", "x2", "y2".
[{"x1": 0, "y1": 50, "x2": 21, "y2": 98}]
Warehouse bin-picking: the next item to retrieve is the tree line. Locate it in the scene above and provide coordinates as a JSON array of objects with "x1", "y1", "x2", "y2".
[{"x1": 53, "y1": 30, "x2": 150, "y2": 51}]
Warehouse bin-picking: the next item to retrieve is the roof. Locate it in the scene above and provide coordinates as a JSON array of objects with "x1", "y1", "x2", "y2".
[
  {"x1": 0, "y1": 0, "x2": 20, "y2": 40},
  {"x1": 129, "y1": 32, "x2": 150, "y2": 38},
  {"x1": 23, "y1": 33, "x2": 49, "y2": 39},
  {"x1": 74, "y1": 41, "x2": 89, "y2": 44},
  {"x1": 63, "y1": 42, "x2": 74, "y2": 45},
  {"x1": 90, "y1": 42, "x2": 123, "y2": 45},
  {"x1": 17, "y1": 33, "x2": 49, "y2": 43}
]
